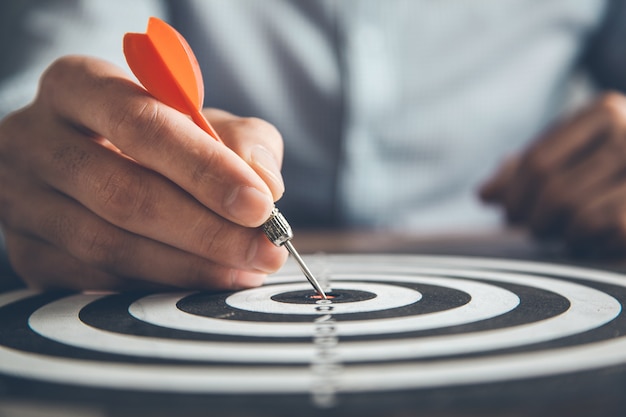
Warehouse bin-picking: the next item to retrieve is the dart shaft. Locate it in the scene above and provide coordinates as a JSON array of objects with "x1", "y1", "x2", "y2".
[
  {"x1": 262, "y1": 207, "x2": 327, "y2": 299},
  {"x1": 284, "y1": 240, "x2": 327, "y2": 299}
]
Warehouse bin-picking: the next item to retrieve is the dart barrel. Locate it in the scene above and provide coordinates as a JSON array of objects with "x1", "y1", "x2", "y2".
[{"x1": 262, "y1": 207, "x2": 293, "y2": 246}]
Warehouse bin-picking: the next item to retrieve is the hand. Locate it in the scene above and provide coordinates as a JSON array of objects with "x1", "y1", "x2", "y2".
[
  {"x1": 480, "y1": 92, "x2": 626, "y2": 257},
  {"x1": 0, "y1": 55, "x2": 287, "y2": 290}
]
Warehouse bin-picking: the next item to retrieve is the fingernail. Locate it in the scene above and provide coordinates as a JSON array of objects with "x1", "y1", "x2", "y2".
[
  {"x1": 224, "y1": 185, "x2": 273, "y2": 226},
  {"x1": 251, "y1": 145, "x2": 284, "y2": 196}
]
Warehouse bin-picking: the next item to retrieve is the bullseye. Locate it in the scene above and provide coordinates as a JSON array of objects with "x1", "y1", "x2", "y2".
[
  {"x1": 272, "y1": 290, "x2": 372, "y2": 304},
  {"x1": 308, "y1": 293, "x2": 335, "y2": 300}
]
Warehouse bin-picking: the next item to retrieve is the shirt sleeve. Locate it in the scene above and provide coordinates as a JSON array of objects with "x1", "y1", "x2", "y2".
[{"x1": 583, "y1": 0, "x2": 626, "y2": 91}]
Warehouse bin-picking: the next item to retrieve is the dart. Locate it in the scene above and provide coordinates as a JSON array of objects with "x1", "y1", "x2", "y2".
[
  {"x1": 123, "y1": 17, "x2": 327, "y2": 299},
  {"x1": 123, "y1": 17, "x2": 221, "y2": 141}
]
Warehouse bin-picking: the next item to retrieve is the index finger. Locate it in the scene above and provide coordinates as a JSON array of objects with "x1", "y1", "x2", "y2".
[{"x1": 38, "y1": 56, "x2": 274, "y2": 227}]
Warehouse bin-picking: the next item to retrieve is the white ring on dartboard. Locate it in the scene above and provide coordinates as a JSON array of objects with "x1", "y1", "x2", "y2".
[
  {"x1": 0, "y1": 256, "x2": 623, "y2": 394},
  {"x1": 225, "y1": 282, "x2": 421, "y2": 314},
  {"x1": 126, "y1": 275, "x2": 519, "y2": 336},
  {"x1": 28, "y1": 270, "x2": 618, "y2": 362}
]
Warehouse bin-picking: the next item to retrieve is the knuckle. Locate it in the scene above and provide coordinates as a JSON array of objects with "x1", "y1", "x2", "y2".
[
  {"x1": 108, "y1": 97, "x2": 167, "y2": 149},
  {"x1": 38, "y1": 57, "x2": 73, "y2": 98},
  {"x1": 79, "y1": 225, "x2": 124, "y2": 268},
  {"x1": 195, "y1": 220, "x2": 227, "y2": 258},
  {"x1": 94, "y1": 169, "x2": 152, "y2": 224},
  {"x1": 38, "y1": 56, "x2": 88, "y2": 107},
  {"x1": 190, "y1": 147, "x2": 223, "y2": 185}
]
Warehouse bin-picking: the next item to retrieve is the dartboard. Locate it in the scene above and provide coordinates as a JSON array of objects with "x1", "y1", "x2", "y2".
[{"x1": 2, "y1": 254, "x2": 626, "y2": 416}]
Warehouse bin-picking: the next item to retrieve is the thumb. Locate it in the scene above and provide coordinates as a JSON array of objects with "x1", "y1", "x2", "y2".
[{"x1": 203, "y1": 108, "x2": 285, "y2": 202}]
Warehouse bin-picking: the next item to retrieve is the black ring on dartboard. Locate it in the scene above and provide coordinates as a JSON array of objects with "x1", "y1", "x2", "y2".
[
  {"x1": 78, "y1": 277, "x2": 571, "y2": 345},
  {"x1": 1, "y1": 274, "x2": 623, "y2": 367},
  {"x1": 74, "y1": 273, "x2": 625, "y2": 355},
  {"x1": 175, "y1": 280, "x2": 470, "y2": 323},
  {"x1": 171, "y1": 277, "x2": 570, "y2": 341},
  {"x1": 270, "y1": 288, "x2": 377, "y2": 304}
]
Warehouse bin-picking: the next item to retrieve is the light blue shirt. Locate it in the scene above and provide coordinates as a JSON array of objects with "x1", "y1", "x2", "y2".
[{"x1": 0, "y1": 0, "x2": 615, "y2": 242}]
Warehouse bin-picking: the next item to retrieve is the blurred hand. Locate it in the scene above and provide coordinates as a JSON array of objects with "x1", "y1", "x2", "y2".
[
  {"x1": 0, "y1": 55, "x2": 287, "y2": 290},
  {"x1": 481, "y1": 92, "x2": 626, "y2": 257}
]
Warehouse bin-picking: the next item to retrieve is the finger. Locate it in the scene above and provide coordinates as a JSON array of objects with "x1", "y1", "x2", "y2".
[
  {"x1": 566, "y1": 182, "x2": 626, "y2": 256},
  {"x1": 502, "y1": 98, "x2": 619, "y2": 223},
  {"x1": 4, "y1": 230, "x2": 128, "y2": 291},
  {"x1": 204, "y1": 108, "x2": 285, "y2": 201},
  {"x1": 2, "y1": 185, "x2": 271, "y2": 290},
  {"x1": 519, "y1": 93, "x2": 626, "y2": 170},
  {"x1": 27, "y1": 124, "x2": 284, "y2": 273},
  {"x1": 38, "y1": 56, "x2": 274, "y2": 227},
  {"x1": 528, "y1": 130, "x2": 626, "y2": 236},
  {"x1": 4, "y1": 231, "x2": 213, "y2": 291},
  {"x1": 478, "y1": 155, "x2": 520, "y2": 203}
]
